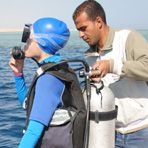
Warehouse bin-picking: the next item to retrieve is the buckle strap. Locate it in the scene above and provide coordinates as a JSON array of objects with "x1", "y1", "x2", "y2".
[{"x1": 89, "y1": 105, "x2": 118, "y2": 123}]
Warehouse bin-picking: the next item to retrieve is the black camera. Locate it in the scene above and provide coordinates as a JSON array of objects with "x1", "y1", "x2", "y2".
[{"x1": 11, "y1": 46, "x2": 25, "y2": 59}]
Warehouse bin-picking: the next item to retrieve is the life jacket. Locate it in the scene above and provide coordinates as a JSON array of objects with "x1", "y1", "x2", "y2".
[{"x1": 24, "y1": 61, "x2": 87, "y2": 148}]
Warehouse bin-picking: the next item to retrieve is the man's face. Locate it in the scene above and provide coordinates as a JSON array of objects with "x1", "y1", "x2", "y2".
[{"x1": 74, "y1": 12, "x2": 101, "y2": 46}]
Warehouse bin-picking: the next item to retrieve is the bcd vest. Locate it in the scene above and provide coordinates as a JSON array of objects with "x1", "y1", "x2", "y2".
[{"x1": 24, "y1": 62, "x2": 87, "y2": 148}]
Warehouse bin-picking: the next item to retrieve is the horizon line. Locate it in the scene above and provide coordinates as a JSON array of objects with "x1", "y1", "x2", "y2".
[
  {"x1": 0, "y1": 28, "x2": 147, "y2": 33},
  {"x1": 0, "y1": 28, "x2": 22, "y2": 32},
  {"x1": 0, "y1": 28, "x2": 77, "y2": 33}
]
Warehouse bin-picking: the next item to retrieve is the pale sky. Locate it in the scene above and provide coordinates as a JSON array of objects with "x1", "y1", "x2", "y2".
[{"x1": 0, "y1": 0, "x2": 148, "y2": 30}]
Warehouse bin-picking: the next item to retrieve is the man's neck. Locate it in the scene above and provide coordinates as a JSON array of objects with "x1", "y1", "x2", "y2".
[{"x1": 97, "y1": 25, "x2": 109, "y2": 52}]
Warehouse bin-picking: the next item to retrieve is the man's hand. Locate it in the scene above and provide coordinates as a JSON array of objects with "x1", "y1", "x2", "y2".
[{"x1": 90, "y1": 60, "x2": 110, "y2": 81}]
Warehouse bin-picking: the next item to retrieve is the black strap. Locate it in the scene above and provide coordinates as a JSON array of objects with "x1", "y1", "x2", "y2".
[{"x1": 89, "y1": 105, "x2": 118, "y2": 123}]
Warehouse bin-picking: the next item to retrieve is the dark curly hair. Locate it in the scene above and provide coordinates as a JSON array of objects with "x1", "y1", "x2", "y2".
[{"x1": 73, "y1": 0, "x2": 107, "y2": 24}]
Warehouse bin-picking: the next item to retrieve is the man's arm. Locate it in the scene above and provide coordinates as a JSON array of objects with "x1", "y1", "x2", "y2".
[{"x1": 123, "y1": 30, "x2": 148, "y2": 80}]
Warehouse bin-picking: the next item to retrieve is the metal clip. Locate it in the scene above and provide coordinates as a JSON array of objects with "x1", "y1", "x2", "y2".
[{"x1": 95, "y1": 110, "x2": 99, "y2": 123}]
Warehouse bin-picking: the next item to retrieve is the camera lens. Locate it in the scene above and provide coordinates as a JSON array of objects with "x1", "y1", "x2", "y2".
[{"x1": 11, "y1": 46, "x2": 25, "y2": 59}]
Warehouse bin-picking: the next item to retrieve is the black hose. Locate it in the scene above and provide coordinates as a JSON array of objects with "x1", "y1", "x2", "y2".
[
  {"x1": 84, "y1": 76, "x2": 91, "y2": 148},
  {"x1": 31, "y1": 58, "x2": 40, "y2": 67}
]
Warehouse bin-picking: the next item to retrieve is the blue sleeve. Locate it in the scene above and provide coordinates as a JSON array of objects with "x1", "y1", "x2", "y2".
[
  {"x1": 30, "y1": 73, "x2": 64, "y2": 126},
  {"x1": 19, "y1": 120, "x2": 44, "y2": 148},
  {"x1": 15, "y1": 75, "x2": 27, "y2": 106}
]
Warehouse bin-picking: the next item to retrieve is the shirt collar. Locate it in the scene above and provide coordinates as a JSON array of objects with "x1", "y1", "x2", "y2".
[{"x1": 103, "y1": 27, "x2": 115, "y2": 51}]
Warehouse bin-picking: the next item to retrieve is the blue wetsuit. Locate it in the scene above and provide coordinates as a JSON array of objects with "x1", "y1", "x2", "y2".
[{"x1": 15, "y1": 54, "x2": 65, "y2": 148}]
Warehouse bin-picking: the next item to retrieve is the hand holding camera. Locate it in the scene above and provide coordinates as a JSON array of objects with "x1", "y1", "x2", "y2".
[
  {"x1": 11, "y1": 46, "x2": 25, "y2": 59},
  {"x1": 9, "y1": 46, "x2": 25, "y2": 74}
]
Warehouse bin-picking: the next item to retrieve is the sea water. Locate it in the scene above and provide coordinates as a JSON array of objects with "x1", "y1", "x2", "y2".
[{"x1": 0, "y1": 30, "x2": 148, "y2": 147}]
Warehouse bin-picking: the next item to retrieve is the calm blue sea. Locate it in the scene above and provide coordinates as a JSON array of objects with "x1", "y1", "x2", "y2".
[{"x1": 0, "y1": 30, "x2": 148, "y2": 148}]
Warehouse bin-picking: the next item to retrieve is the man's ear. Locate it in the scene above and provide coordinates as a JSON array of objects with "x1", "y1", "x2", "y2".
[{"x1": 95, "y1": 16, "x2": 103, "y2": 28}]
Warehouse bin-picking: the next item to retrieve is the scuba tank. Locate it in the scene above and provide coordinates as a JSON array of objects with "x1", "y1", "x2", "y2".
[
  {"x1": 82, "y1": 55, "x2": 118, "y2": 148},
  {"x1": 83, "y1": 81, "x2": 117, "y2": 148}
]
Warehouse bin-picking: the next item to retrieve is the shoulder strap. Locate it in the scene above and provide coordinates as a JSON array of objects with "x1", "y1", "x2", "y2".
[{"x1": 27, "y1": 61, "x2": 69, "y2": 95}]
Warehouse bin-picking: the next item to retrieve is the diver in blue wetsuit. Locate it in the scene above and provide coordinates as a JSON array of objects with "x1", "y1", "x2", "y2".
[{"x1": 9, "y1": 17, "x2": 70, "y2": 147}]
